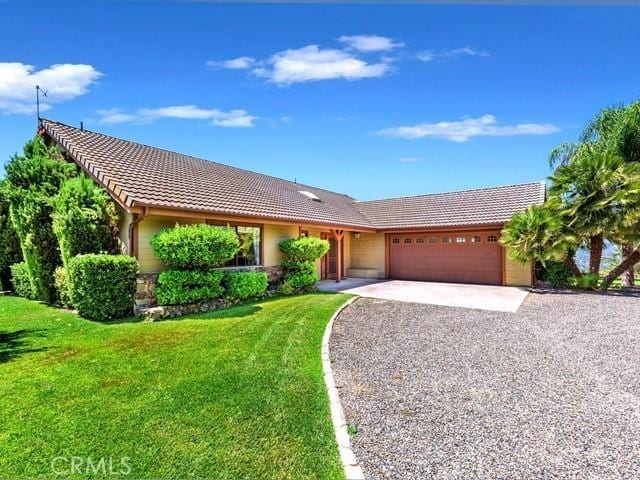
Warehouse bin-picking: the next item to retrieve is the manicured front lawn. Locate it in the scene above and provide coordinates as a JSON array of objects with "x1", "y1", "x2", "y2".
[{"x1": 0, "y1": 293, "x2": 350, "y2": 479}]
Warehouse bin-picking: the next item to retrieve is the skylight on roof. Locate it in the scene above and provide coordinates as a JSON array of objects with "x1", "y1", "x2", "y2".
[{"x1": 298, "y1": 190, "x2": 321, "y2": 202}]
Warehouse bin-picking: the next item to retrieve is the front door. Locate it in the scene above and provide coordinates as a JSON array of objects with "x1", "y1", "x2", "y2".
[{"x1": 321, "y1": 233, "x2": 338, "y2": 280}]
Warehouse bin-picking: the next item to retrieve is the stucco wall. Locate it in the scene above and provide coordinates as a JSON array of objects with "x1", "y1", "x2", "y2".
[
  {"x1": 263, "y1": 224, "x2": 300, "y2": 268},
  {"x1": 504, "y1": 252, "x2": 532, "y2": 286},
  {"x1": 137, "y1": 215, "x2": 204, "y2": 273},
  {"x1": 348, "y1": 232, "x2": 386, "y2": 278}
]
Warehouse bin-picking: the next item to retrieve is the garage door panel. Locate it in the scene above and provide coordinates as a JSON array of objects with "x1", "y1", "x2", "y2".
[{"x1": 389, "y1": 232, "x2": 502, "y2": 285}]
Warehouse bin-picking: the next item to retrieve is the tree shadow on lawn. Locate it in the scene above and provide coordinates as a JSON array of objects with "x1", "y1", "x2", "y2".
[{"x1": 0, "y1": 329, "x2": 49, "y2": 364}]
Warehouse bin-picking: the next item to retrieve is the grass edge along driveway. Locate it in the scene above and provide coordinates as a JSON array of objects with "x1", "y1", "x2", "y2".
[{"x1": 0, "y1": 293, "x2": 351, "y2": 479}]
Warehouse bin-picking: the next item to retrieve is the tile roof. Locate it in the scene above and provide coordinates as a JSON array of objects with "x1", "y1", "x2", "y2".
[
  {"x1": 41, "y1": 119, "x2": 545, "y2": 231},
  {"x1": 356, "y1": 182, "x2": 546, "y2": 229},
  {"x1": 41, "y1": 119, "x2": 373, "y2": 229}
]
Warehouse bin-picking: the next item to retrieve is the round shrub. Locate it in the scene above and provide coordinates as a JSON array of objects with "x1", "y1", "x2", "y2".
[
  {"x1": 68, "y1": 254, "x2": 138, "y2": 321},
  {"x1": 279, "y1": 237, "x2": 327, "y2": 294},
  {"x1": 279, "y1": 237, "x2": 329, "y2": 263},
  {"x1": 154, "y1": 269, "x2": 225, "y2": 306},
  {"x1": 54, "y1": 266, "x2": 72, "y2": 308},
  {"x1": 224, "y1": 271, "x2": 268, "y2": 301},
  {"x1": 10, "y1": 262, "x2": 35, "y2": 299},
  {"x1": 150, "y1": 224, "x2": 240, "y2": 270}
]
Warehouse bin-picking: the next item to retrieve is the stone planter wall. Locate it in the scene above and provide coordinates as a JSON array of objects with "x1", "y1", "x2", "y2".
[{"x1": 134, "y1": 265, "x2": 284, "y2": 316}]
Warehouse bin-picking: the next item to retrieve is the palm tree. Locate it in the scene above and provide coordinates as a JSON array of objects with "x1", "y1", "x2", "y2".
[
  {"x1": 551, "y1": 102, "x2": 640, "y2": 286},
  {"x1": 548, "y1": 148, "x2": 640, "y2": 278},
  {"x1": 500, "y1": 202, "x2": 580, "y2": 276}
]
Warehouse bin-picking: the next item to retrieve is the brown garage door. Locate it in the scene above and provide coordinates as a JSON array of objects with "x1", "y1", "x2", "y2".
[{"x1": 389, "y1": 231, "x2": 502, "y2": 285}]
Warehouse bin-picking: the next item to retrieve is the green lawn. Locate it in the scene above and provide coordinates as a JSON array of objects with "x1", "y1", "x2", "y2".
[{"x1": 0, "y1": 293, "x2": 350, "y2": 479}]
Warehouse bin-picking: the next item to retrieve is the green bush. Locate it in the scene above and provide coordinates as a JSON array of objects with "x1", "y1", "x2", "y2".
[
  {"x1": 569, "y1": 273, "x2": 600, "y2": 290},
  {"x1": 224, "y1": 271, "x2": 268, "y2": 301},
  {"x1": 279, "y1": 237, "x2": 328, "y2": 294},
  {"x1": 151, "y1": 224, "x2": 240, "y2": 270},
  {"x1": 54, "y1": 266, "x2": 72, "y2": 308},
  {"x1": 10, "y1": 262, "x2": 35, "y2": 299},
  {"x1": 0, "y1": 182, "x2": 22, "y2": 291},
  {"x1": 4, "y1": 137, "x2": 77, "y2": 302},
  {"x1": 539, "y1": 260, "x2": 573, "y2": 288},
  {"x1": 279, "y1": 237, "x2": 330, "y2": 263},
  {"x1": 68, "y1": 254, "x2": 138, "y2": 321},
  {"x1": 154, "y1": 269, "x2": 225, "y2": 305},
  {"x1": 52, "y1": 175, "x2": 119, "y2": 268}
]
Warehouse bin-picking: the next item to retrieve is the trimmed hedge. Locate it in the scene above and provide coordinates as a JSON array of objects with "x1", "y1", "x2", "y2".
[
  {"x1": 52, "y1": 175, "x2": 119, "y2": 268},
  {"x1": 154, "y1": 269, "x2": 225, "y2": 305},
  {"x1": 54, "y1": 266, "x2": 72, "y2": 308},
  {"x1": 279, "y1": 237, "x2": 329, "y2": 294},
  {"x1": 10, "y1": 262, "x2": 35, "y2": 299},
  {"x1": 150, "y1": 224, "x2": 240, "y2": 270},
  {"x1": 224, "y1": 271, "x2": 268, "y2": 301},
  {"x1": 68, "y1": 254, "x2": 138, "y2": 321},
  {"x1": 279, "y1": 237, "x2": 330, "y2": 263}
]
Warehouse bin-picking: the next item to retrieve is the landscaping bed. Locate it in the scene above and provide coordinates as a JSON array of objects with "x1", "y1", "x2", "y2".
[{"x1": 0, "y1": 293, "x2": 349, "y2": 479}]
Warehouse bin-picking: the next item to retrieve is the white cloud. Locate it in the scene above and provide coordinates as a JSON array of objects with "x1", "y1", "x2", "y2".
[
  {"x1": 252, "y1": 45, "x2": 390, "y2": 85},
  {"x1": 379, "y1": 114, "x2": 560, "y2": 142},
  {"x1": 338, "y1": 35, "x2": 404, "y2": 52},
  {"x1": 0, "y1": 62, "x2": 102, "y2": 114},
  {"x1": 206, "y1": 56, "x2": 255, "y2": 70},
  {"x1": 97, "y1": 105, "x2": 257, "y2": 128},
  {"x1": 398, "y1": 157, "x2": 420, "y2": 163},
  {"x1": 417, "y1": 47, "x2": 490, "y2": 62}
]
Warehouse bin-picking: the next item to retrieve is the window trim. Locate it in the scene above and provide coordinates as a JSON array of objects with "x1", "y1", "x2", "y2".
[{"x1": 206, "y1": 219, "x2": 264, "y2": 266}]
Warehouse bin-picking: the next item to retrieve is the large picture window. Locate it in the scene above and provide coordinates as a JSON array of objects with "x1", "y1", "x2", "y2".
[{"x1": 207, "y1": 221, "x2": 262, "y2": 266}]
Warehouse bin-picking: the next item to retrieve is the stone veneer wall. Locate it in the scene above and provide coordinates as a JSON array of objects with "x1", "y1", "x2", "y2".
[{"x1": 134, "y1": 265, "x2": 284, "y2": 315}]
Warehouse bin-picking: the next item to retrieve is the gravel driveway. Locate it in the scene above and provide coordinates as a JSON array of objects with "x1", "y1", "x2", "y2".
[{"x1": 330, "y1": 290, "x2": 640, "y2": 479}]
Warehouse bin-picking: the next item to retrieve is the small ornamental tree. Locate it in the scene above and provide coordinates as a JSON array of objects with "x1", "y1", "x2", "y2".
[
  {"x1": 150, "y1": 224, "x2": 241, "y2": 306},
  {"x1": 5, "y1": 137, "x2": 77, "y2": 302},
  {"x1": 0, "y1": 182, "x2": 22, "y2": 291},
  {"x1": 52, "y1": 175, "x2": 119, "y2": 268},
  {"x1": 279, "y1": 236, "x2": 329, "y2": 294},
  {"x1": 151, "y1": 224, "x2": 240, "y2": 270}
]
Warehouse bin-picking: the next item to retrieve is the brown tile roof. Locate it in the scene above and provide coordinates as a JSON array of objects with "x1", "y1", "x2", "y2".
[
  {"x1": 356, "y1": 182, "x2": 546, "y2": 229},
  {"x1": 41, "y1": 119, "x2": 373, "y2": 229},
  {"x1": 41, "y1": 119, "x2": 545, "y2": 231}
]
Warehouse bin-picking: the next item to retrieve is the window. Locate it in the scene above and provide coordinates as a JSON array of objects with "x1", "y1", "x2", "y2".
[
  {"x1": 392, "y1": 237, "x2": 400, "y2": 244},
  {"x1": 455, "y1": 236, "x2": 466, "y2": 243},
  {"x1": 207, "y1": 221, "x2": 262, "y2": 266},
  {"x1": 416, "y1": 237, "x2": 425, "y2": 244},
  {"x1": 487, "y1": 235, "x2": 498, "y2": 243},
  {"x1": 471, "y1": 235, "x2": 481, "y2": 243},
  {"x1": 429, "y1": 237, "x2": 438, "y2": 244},
  {"x1": 300, "y1": 229, "x2": 309, "y2": 238},
  {"x1": 404, "y1": 238, "x2": 413, "y2": 245},
  {"x1": 442, "y1": 237, "x2": 451, "y2": 244}
]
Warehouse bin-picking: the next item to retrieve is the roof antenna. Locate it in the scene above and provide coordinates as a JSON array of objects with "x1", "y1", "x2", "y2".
[
  {"x1": 294, "y1": 178, "x2": 297, "y2": 184},
  {"x1": 36, "y1": 85, "x2": 47, "y2": 127},
  {"x1": 80, "y1": 121, "x2": 84, "y2": 132}
]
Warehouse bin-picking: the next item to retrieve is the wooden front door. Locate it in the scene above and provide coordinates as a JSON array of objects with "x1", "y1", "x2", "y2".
[{"x1": 321, "y1": 233, "x2": 338, "y2": 280}]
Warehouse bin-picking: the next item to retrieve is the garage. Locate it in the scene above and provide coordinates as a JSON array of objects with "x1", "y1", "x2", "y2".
[{"x1": 388, "y1": 231, "x2": 503, "y2": 285}]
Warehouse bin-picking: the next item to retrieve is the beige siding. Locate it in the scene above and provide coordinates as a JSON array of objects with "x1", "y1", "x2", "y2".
[
  {"x1": 348, "y1": 232, "x2": 386, "y2": 278},
  {"x1": 504, "y1": 252, "x2": 532, "y2": 286},
  {"x1": 137, "y1": 215, "x2": 204, "y2": 273}
]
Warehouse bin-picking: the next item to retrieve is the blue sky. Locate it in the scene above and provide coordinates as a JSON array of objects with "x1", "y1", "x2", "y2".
[{"x1": 1, "y1": 2, "x2": 639, "y2": 200}]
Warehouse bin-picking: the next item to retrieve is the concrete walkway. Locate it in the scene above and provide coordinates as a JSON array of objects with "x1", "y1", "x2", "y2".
[{"x1": 317, "y1": 278, "x2": 529, "y2": 312}]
